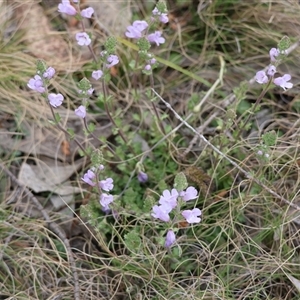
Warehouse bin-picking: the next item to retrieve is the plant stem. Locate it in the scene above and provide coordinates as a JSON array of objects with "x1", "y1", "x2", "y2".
[{"x1": 236, "y1": 78, "x2": 272, "y2": 139}]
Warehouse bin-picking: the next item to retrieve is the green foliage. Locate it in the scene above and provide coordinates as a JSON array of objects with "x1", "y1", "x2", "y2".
[
  {"x1": 36, "y1": 59, "x2": 47, "y2": 74},
  {"x1": 262, "y1": 130, "x2": 277, "y2": 147},
  {"x1": 237, "y1": 98, "x2": 252, "y2": 115},
  {"x1": 2, "y1": 1, "x2": 300, "y2": 299},
  {"x1": 91, "y1": 149, "x2": 103, "y2": 167},
  {"x1": 173, "y1": 172, "x2": 188, "y2": 191},
  {"x1": 278, "y1": 36, "x2": 291, "y2": 52},
  {"x1": 78, "y1": 77, "x2": 92, "y2": 91},
  {"x1": 105, "y1": 36, "x2": 117, "y2": 54},
  {"x1": 233, "y1": 80, "x2": 249, "y2": 103},
  {"x1": 137, "y1": 38, "x2": 151, "y2": 52},
  {"x1": 124, "y1": 230, "x2": 142, "y2": 253},
  {"x1": 87, "y1": 122, "x2": 95, "y2": 133}
]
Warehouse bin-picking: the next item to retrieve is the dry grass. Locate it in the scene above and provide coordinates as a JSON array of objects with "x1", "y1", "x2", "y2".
[{"x1": 1, "y1": 0, "x2": 300, "y2": 299}]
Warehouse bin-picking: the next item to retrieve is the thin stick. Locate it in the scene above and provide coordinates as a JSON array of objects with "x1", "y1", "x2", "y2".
[
  {"x1": 0, "y1": 162, "x2": 81, "y2": 300},
  {"x1": 152, "y1": 88, "x2": 300, "y2": 211}
]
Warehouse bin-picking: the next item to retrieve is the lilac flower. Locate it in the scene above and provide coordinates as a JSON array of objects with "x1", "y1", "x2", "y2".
[
  {"x1": 78, "y1": 87, "x2": 94, "y2": 95},
  {"x1": 147, "y1": 31, "x2": 165, "y2": 46},
  {"x1": 144, "y1": 64, "x2": 151, "y2": 71},
  {"x1": 255, "y1": 70, "x2": 268, "y2": 84},
  {"x1": 125, "y1": 20, "x2": 148, "y2": 39},
  {"x1": 81, "y1": 7, "x2": 94, "y2": 18},
  {"x1": 151, "y1": 204, "x2": 172, "y2": 222},
  {"x1": 152, "y1": 7, "x2": 168, "y2": 23},
  {"x1": 99, "y1": 178, "x2": 114, "y2": 192},
  {"x1": 269, "y1": 48, "x2": 280, "y2": 62},
  {"x1": 159, "y1": 14, "x2": 169, "y2": 24},
  {"x1": 273, "y1": 74, "x2": 293, "y2": 90},
  {"x1": 92, "y1": 70, "x2": 103, "y2": 80},
  {"x1": 76, "y1": 32, "x2": 91, "y2": 46},
  {"x1": 43, "y1": 67, "x2": 55, "y2": 79},
  {"x1": 100, "y1": 193, "x2": 114, "y2": 210},
  {"x1": 27, "y1": 75, "x2": 45, "y2": 93},
  {"x1": 101, "y1": 204, "x2": 111, "y2": 213},
  {"x1": 181, "y1": 208, "x2": 202, "y2": 224},
  {"x1": 106, "y1": 55, "x2": 119, "y2": 68},
  {"x1": 180, "y1": 186, "x2": 198, "y2": 201},
  {"x1": 87, "y1": 88, "x2": 94, "y2": 95},
  {"x1": 100, "y1": 50, "x2": 107, "y2": 57},
  {"x1": 267, "y1": 65, "x2": 276, "y2": 77},
  {"x1": 152, "y1": 7, "x2": 160, "y2": 15},
  {"x1": 81, "y1": 169, "x2": 96, "y2": 186},
  {"x1": 75, "y1": 105, "x2": 86, "y2": 118},
  {"x1": 159, "y1": 189, "x2": 178, "y2": 209},
  {"x1": 48, "y1": 93, "x2": 64, "y2": 108},
  {"x1": 137, "y1": 171, "x2": 148, "y2": 183},
  {"x1": 58, "y1": 0, "x2": 77, "y2": 16},
  {"x1": 257, "y1": 150, "x2": 263, "y2": 156},
  {"x1": 99, "y1": 164, "x2": 104, "y2": 170},
  {"x1": 165, "y1": 230, "x2": 176, "y2": 248},
  {"x1": 149, "y1": 58, "x2": 156, "y2": 64}
]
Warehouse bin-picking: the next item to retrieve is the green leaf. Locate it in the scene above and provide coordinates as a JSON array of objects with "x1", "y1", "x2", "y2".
[
  {"x1": 174, "y1": 172, "x2": 188, "y2": 191},
  {"x1": 54, "y1": 112, "x2": 61, "y2": 123},
  {"x1": 278, "y1": 36, "x2": 291, "y2": 52},
  {"x1": 124, "y1": 230, "x2": 142, "y2": 253},
  {"x1": 88, "y1": 122, "x2": 95, "y2": 132},
  {"x1": 262, "y1": 131, "x2": 277, "y2": 147},
  {"x1": 67, "y1": 128, "x2": 75, "y2": 139}
]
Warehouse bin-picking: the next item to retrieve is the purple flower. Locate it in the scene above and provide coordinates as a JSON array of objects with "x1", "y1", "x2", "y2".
[
  {"x1": 75, "y1": 105, "x2": 86, "y2": 118},
  {"x1": 87, "y1": 88, "x2": 94, "y2": 95},
  {"x1": 165, "y1": 230, "x2": 176, "y2": 248},
  {"x1": 100, "y1": 50, "x2": 107, "y2": 57},
  {"x1": 182, "y1": 208, "x2": 202, "y2": 224},
  {"x1": 81, "y1": 169, "x2": 96, "y2": 186},
  {"x1": 180, "y1": 186, "x2": 198, "y2": 201},
  {"x1": 152, "y1": 7, "x2": 160, "y2": 15},
  {"x1": 92, "y1": 70, "x2": 103, "y2": 80},
  {"x1": 78, "y1": 87, "x2": 94, "y2": 95},
  {"x1": 151, "y1": 204, "x2": 172, "y2": 222},
  {"x1": 48, "y1": 93, "x2": 64, "y2": 108},
  {"x1": 255, "y1": 70, "x2": 268, "y2": 84},
  {"x1": 76, "y1": 32, "x2": 91, "y2": 46},
  {"x1": 159, "y1": 14, "x2": 169, "y2": 23},
  {"x1": 81, "y1": 7, "x2": 94, "y2": 18},
  {"x1": 147, "y1": 31, "x2": 165, "y2": 46},
  {"x1": 125, "y1": 20, "x2": 148, "y2": 39},
  {"x1": 58, "y1": 0, "x2": 77, "y2": 16},
  {"x1": 43, "y1": 67, "x2": 55, "y2": 79},
  {"x1": 144, "y1": 64, "x2": 151, "y2": 71},
  {"x1": 273, "y1": 74, "x2": 293, "y2": 90},
  {"x1": 100, "y1": 193, "x2": 114, "y2": 208},
  {"x1": 159, "y1": 189, "x2": 178, "y2": 209},
  {"x1": 137, "y1": 171, "x2": 148, "y2": 183},
  {"x1": 269, "y1": 48, "x2": 280, "y2": 62},
  {"x1": 27, "y1": 75, "x2": 45, "y2": 93},
  {"x1": 152, "y1": 7, "x2": 168, "y2": 23},
  {"x1": 267, "y1": 65, "x2": 276, "y2": 77},
  {"x1": 99, "y1": 164, "x2": 104, "y2": 170},
  {"x1": 149, "y1": 58, "x2": 156, "y2": 64},
  {"x1": 106, "y1": 55, "x2": 119, "y2": 68},
  {"x1": 101, "y1": 205, "x2": 111, "y2": 213},
  {"x1": 99, "y1": 178, "x2": 114, "y2": 192}
]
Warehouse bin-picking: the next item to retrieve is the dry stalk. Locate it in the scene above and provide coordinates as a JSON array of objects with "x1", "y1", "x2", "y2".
[
  {"x1": 152, "y1": 88, "x2": 300, "y2": 211},
  {"x1": 0, "y1": 161, "x2": 81, "y2": 300}
]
